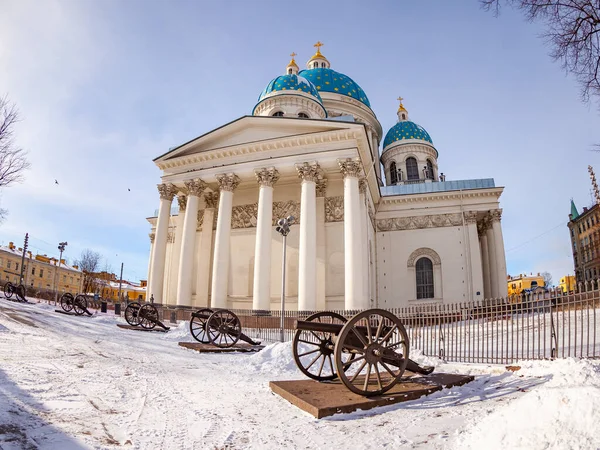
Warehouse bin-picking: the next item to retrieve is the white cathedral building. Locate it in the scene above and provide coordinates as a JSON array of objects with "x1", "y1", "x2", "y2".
[{"x1": 146, "y1": 44, "x2": 508, "y2": 311}]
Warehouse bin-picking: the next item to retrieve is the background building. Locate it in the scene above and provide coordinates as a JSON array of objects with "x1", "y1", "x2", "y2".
[
  {"x1": 93, "y1": 272, "x2": 147, "y2": 301},
  {"x1": 568, "y1": 199, "x2": 600, "y2": 283},
  {"x1": 507, "y1": 273, "x2": 546, "y2": 296},
  {"x1": 0, "y1": 242, "x2": 83, "y2": 295}
]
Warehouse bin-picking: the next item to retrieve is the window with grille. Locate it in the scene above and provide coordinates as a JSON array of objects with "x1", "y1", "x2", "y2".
[
  {"x1": 426, "y1": 159, "x2": 434, "y2": 180},
  {"x1": 390, "y1": 161, "x2": 398, "y2": 184},
  {"x1": 416, "y1": 257, "x2": 434, "y2": 299},
  {"x1": 406, "y1": 157, "x2": 419, "y2": 180}
]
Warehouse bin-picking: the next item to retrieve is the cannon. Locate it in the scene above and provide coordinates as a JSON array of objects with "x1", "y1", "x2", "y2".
[
  {"x1": 60, "y1": 293, "x2": 93, "y2": 316},
  {"x1": 3, "y1": 282, "x2": 26, "y2": 302},
  {"x1": 124, "y1": 302, "x2": 170, "y2": 331},
  {"x1": 189, "y1": 308, "x2": 261, "y2": 348},
  {"x1": 292, "y1": 309, "x2": 434, "y2": 397}
]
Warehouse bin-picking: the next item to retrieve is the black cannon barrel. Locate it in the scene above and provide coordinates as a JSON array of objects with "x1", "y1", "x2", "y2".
[{"x1": 295, "y1": 320, "x2": 345, "y2": 334}]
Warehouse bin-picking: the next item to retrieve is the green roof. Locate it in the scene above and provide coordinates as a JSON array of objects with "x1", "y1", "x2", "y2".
[{"x1": 570, "y1": 199, "x2": 580, "y2": 219}]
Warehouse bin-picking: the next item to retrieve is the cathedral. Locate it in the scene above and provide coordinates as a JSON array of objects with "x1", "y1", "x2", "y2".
[{"x1": 146, "y1": 43, "x2": 508, "y2": 311}]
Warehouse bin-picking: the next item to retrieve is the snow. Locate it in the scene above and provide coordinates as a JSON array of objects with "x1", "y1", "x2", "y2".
[{"x1": 1, "y1": 298, "x2": 599, "y2": 449}]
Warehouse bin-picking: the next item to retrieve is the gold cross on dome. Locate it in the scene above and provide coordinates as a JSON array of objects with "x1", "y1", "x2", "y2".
[
  {"x1": 397, "y1": 96, "x2": 404, "y2": 103},
  {"x1": 290, "y1": 52, "x2": 297, "y2": 59},
  {"x1": 314, "y1": 41, "x2": 324, "y2": 52}
]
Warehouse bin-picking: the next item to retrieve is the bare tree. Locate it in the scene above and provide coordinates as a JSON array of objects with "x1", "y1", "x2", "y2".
[
  {"x1": 541, "y1": 270, "x2": 554, "y2": 287},
  {"x1": 74, "y1": 249, "x2": 101, "y2": 294},
  {"x1": 0, "y1": 95, "x2": 30, "y2": 191},
  {"x1": 482, "y1": 1, "x2": 600, "y2": 106}
]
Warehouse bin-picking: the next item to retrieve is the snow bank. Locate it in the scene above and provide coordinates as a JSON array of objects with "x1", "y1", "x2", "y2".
[
  {"x1": 453, "y1": 358, "x2": 600, "y2": 450},
  {"x1": 243, "y1": 342, "x2": 300, "y2": 376}
]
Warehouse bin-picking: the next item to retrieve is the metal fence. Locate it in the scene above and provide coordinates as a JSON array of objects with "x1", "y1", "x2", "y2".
[{"x1": 223, "y1": 288, "x2": 599, "y2": 365}]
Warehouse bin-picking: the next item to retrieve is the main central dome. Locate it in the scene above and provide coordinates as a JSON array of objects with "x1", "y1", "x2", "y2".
[{"x1": 299, "y1": 67, "x2": 371, "y2": 108}]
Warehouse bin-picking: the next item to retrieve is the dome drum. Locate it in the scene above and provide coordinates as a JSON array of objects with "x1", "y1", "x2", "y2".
[{"x1": 253, "y1": 94, "x2": 327, "y2": 119}]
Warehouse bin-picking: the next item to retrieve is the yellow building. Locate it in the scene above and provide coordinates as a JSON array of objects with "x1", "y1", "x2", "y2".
[
  {"x1": 559, "y1": 275, "x2": 576, "y2": 294},
  {"x1": 507, "y1": 273, "x2": 545, "y2": 296},
  {"x1": 94, "y1": 272, "x2": 147, "y2": 301},
  {"x1": 0, "y1": 242, "x2": 83, "y2": 295}
]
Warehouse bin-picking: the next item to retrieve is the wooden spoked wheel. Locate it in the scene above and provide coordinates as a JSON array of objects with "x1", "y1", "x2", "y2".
[
  {"x1": 3, "y1": 282, "x2": 14, "y2": 299},
  {"x1": 189, "y1": 308, "x2": 213, "y2": 343},
  {"x1": 73, "y1": 295, "x2": 88, "y2": 315},
  {"x1": 292, "y1": 311, "x2": 351, "y2": 381},
  {"x1": 124, "y1": 302, "x2": 142, "y2": 326},
  {"x1": 207, "y1": 310, "x2": 241, "y2": 348},
  {"x1": 60, "y1": 293, "x2": 74, "y2": 312},
  {"x1": 334, "y1": 309, "x2": 409, "y2": 397},
  {"x1": 138, "y1": 304, "x2": 159, "y2": 329}
]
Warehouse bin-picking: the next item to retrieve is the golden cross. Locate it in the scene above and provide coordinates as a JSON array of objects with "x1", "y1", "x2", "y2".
[
  {"x1": 290, "y1": 52, "x2": 297, "y2": 59},
  {"x1": 397, "y1": 96, "x2": 404, "y2": 103},
  {"x1": 314, "y1": 41, "x2": 324, "y2": 52}
]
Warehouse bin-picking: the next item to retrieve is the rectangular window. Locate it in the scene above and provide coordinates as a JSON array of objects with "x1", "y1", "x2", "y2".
[
  {"x1": 0, "y1": 258, "x2": 3, "y2": 267},
  {"x1": 6, "y1": 261, "x2": 11, "y2": 269},
  {"x1": 70, "y1": 276, "x2": 73, "y2": 284},
  {"x1": 15, "y1": 263, "x2": 18, "y2": 271},
  {"x1": 63, "y1": 275, "x2": 66, "y2": 282},
  {"x1": 40, "y1": 269, "x2": 43, "y2": 278},
  {"x1": 32, "y1": 267, "x2": 35, "y2": 276}
]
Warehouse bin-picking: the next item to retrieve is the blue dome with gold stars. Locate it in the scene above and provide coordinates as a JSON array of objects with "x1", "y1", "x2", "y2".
[
  {"x1": 256, "y1": 74, "x2": 323, "y2": 106},
  {"x1": 298, "y1": 68, "x2": 371, "y2": 108},
  {"x1": 383, "y1": 120, "x2": 433, "y2": 148}
]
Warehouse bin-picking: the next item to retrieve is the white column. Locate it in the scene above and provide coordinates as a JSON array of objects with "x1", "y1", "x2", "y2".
[
  {"x1": 465, "y1": 212, "x2": 484, "y2": 301},
  {"x1": 316, "y1": 179, "x2": 327, "y2": 310},
  {"x1": 210, "y1": 173, "x2": 240, "y2": 308},
  {"x1": 195, "y1": 192, "x2": 218, "y2": 307},
  {"x1": 147, "y1": 232, "x2": 155, "y2": 293},
  {"x1": 167, "y1": 194, "x2": 186, "y2": 304},
  {"x1": 296, "y1": 162, "x2": 319, "y2": 311},
  {"x1": 480, "y1": 232, "x2": 491, "y2": 299},
  {"x1": 359, "y1": 179, "x2": 370, "y2": 305},
  {"x1": 149, "y1": 183, "x2": 177, "y2": 304},
  {"x1": 491, "y1": 209, "x2": 508, "y2": 298},
  {"x1": 252, "y1": 168, "x2": 279, "y2": 311},
  {"x1": 486, "y1": 217, "x2": 498, "y2": 298},
  {"x1": 176, "y1": 180, "x2": 206, "y2": 306},
  {"x1": 339, "y1": 158, "x2": 365, "y2": 310}
]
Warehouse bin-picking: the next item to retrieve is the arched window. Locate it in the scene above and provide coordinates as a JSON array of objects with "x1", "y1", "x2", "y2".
[
  {"x1": 322, "y1": 62, "x2": 326, "y2": 68},
  {"x1": 314, "y1": 62, "x2": 319, "y2": 69},
  {"x1": 401, "y1": 113, "x2": 406, "y2": 120},
  {"x1": 426, "y1": 159, "x2": 434, "y2": 180},
  {"x1": 272, "y1": 111, "x2": 284, "y2": 117},
  {"x1": 288, "y1": 69, "x2": 293, "y2": 74},
  {"x1": 416, "y1": 257, "x2": 434, "y2": 299},
  {"x1": 406, "y1": 157, "x2": 419, "y2": 180},
  {"x1": 390, "y1": 161, "x2": 398, "y2": 185},
  {"x1": 298, "y1": 112, "x2": 309, "y2": 118}
]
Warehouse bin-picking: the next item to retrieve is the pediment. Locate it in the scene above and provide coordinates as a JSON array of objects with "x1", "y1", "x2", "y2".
[{"x1": 154, "y1": 115, "x2": 358, "y2": 162}]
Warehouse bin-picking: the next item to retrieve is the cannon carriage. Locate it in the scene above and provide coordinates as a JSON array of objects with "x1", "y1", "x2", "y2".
[
  {"x1": 189, "y1": 308, "x2": 261, "y2": 348},
  {"x1": 123, "y1": 302, "x2": 170, "y2": 331},
  {"x1": 292, "y1": 308, "x2": 433, "y2": 397},
  {"x1": 59, "y1": 293, "x2": 93, "y2": 316}
]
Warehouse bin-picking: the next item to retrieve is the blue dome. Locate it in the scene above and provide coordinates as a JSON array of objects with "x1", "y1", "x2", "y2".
[
  {"x1": 383, "y1": 120, "x2": 433, "y2": 148},
  {"x1": 256, "y1": 74, "x2": 323, "y2": 104},
  {"x1": 298, "y1": 68, "x2": 371, "y2": 108}
]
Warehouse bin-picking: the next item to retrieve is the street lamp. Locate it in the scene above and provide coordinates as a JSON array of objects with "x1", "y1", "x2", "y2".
[
  {"x1": 53, "y1": 241, "x2": 68, "y2": 305},
  {"x1": 275, "y1": 215, "x2": 294, "y2": 342}
]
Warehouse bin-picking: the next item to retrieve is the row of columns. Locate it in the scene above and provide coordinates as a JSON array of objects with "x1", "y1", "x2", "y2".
[
  {"x1": 478, "y1": 210, "x2": 507, "y2": 299},
  {"x1": 148, "y1": 157, "x2": 370, "y2": 311}
]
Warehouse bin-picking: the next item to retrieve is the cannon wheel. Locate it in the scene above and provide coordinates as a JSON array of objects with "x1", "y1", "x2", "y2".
[
  {"x1": 138, "y1": 304, "x2": 159, "y2": 330},
  {"x1": 292, "y1": 311, "x2": 353, "y2": 381},
  {"x1": 207, "y1": 309, "x2": 241, "y2": 348},
  {"x1": 3, "y1": 282, "x2": 14, "y2": 299},
  {"x1": 124, "y1": 302, "x2": 142, "y2": 326},
  {"x1": 189, "y1": 308, "x2": 213, "y2": 343},
  {"x1": 73, "y1": 295, "x2": 88, "y2": 316},
  {"x1": 334, "y1": 309, "x2": 409, "y2": 397},
  {"x1": 60, "y1": 293, "x2": 74, "y2": 312}
]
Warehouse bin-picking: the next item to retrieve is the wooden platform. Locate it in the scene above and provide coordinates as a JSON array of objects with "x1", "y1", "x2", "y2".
[
  {"x1": 270, "y1": 372, "x2": 474, "y2": 419},
  {"x1": 54, "y1": 309, "x2": 91, "y2": 317},
  {"x1": 178, "y1": 342, "x2": 264, "y2": 353},
  {"x1": 116, "y1": 323, "x2": 169, "y2": 332}
]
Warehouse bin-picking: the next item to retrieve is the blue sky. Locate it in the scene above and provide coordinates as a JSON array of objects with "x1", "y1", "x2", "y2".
[{"x1": 0, "y1": 0, "x2": 597, "y2": 284}]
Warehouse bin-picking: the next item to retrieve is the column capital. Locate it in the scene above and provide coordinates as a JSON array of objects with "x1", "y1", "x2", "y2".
[
  {"x1": 358, "y1": 178, "x2": 368, "y2": 195},
  {"x1": 464, "y1": 211, "x2": 478, "y2": 225},
  {"x1": 216, "y1": 173, "x2": 240, "y2": 192},
  {"x1": 295, "y1": 161, "x2": 322, "y2": 183},
  {"x1": 255, "y1": 167, "x2": 280, "y2": 187},
  {"x1": 489, "y1": 208, "x2": 502, "y2": 223},
  {"x1": 477, "y1": 220, "x2": 489, "y2": 237},
  {"x1": 204, "y1": 192, "x2": 219, "y2": 209},
  {"x1": 338, "y1": 158, "x2": 362, "y2": 179},
  {"x1": 158, "y1": 183, "x2": 178, "y2": 201},
  {"x1": 184, "y1": 179, "x2": 207, "y2": 197},
  {"x1": 149, "y1": 232, "x2": 155, "y2": 243},
  {"x1": 177, "y1": 194, "x2": 187, "y2": 212},
  {"x1": 316, "y1": 178, "x2": 328, "y2": 197}
]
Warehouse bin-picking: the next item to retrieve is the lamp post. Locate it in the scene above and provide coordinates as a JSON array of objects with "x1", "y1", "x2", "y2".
[
  {"x1": 53, "y1": 241, "x2": 68, "y2": 305},
  {"x1": 275, "y1": 215, "x2": 294, "y2": 342}
]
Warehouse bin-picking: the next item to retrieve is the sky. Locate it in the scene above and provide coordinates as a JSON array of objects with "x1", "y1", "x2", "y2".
[{"x1": 0, "y1": 0, "x2": 597, "y2": 285}]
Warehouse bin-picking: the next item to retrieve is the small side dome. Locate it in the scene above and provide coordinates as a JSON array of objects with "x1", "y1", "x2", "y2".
[{"x1": 383, "y1": 98, "x2": 432, "y2": 148}]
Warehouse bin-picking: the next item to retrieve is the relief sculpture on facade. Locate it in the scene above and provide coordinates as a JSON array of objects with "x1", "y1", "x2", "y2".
[
  {"x1": 325, "y1": 196, "x2": 344, "y2": 222},
  {"x1": 376, "y1": 213, "x2": 463, "y2": 231},
  {"x1": 231, "y1": 204, "x2": 259, "y2": 229}
]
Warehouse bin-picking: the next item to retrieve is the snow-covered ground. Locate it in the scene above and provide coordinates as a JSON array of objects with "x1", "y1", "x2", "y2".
[{"x1": 1, "y1": 299, "x2": 599, "y2": 450}]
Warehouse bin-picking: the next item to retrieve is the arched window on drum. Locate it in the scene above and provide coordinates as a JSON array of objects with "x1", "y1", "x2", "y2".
[
  {"x1": 416, "y1": 257, "x2": 434, "y2": 299},
  {"x1": 389, "y1": 161, "x2": 398, "y2": 185},
  {"x1": 406, "y1": 157, "x2": 419, "y2": 181}
]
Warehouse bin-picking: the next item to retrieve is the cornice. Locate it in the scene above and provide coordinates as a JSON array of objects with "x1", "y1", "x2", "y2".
[{"x1": 378, "y1": 187, "x2": 503, "y2": 205}]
